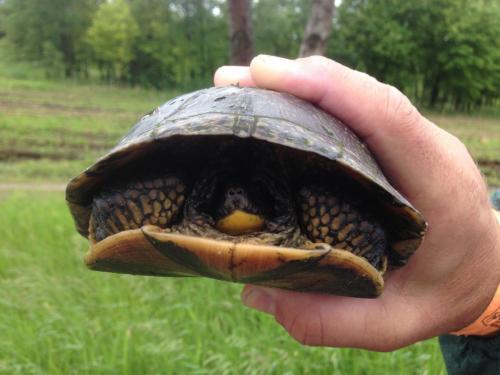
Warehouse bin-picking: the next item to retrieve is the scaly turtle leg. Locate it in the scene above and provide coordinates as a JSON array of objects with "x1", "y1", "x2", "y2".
[
  {"x1": 90, "y1": 175, "x2": 186, "y2": 242},
  {"x1": 297, "y1": 185, "x2": 387, "y2": 270}
]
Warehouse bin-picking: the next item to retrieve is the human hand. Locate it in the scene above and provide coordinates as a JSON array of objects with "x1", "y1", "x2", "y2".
[{"x1": 214, "y1": 55, "x2": 500, "y2": 350}]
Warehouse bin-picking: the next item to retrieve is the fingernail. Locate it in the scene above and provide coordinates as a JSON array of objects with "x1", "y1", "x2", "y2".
[{"x1": 242, "y1": 286, "x2": 276, "y2": 315}]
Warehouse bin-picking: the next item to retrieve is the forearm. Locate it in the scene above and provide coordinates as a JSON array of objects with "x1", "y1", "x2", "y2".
[{"x1": 440, "y1": 209, "x2": 500, "y2": 375}]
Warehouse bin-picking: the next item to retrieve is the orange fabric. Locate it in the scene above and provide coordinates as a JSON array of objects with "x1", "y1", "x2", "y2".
[
  {"x1": 452, "y1": 209, "x2": 500, "y2": 336},
  {"x1": 452, "y1": 284, "x2": 500, "y2": 336}
]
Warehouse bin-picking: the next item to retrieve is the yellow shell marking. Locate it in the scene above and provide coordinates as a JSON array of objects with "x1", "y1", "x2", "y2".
[{"x1": 216, "y1": 210, "x2": 265, "y2": 235}]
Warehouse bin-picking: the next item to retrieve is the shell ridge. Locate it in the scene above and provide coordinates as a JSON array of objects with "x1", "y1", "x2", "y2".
[
  {"x1": 118, "y1": 88, "x2": 210, "y2": 147},
  {"x1": 232, "y1": 88, "x2": 255, "y2": 137},
  {"x1": 119, "y1": 112, "x2": 343, "y2": 143}
]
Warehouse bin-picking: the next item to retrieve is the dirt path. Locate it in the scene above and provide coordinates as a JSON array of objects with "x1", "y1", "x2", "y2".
[{"x1": 0, "y1": 182, "x2": 66, "y2": 192}]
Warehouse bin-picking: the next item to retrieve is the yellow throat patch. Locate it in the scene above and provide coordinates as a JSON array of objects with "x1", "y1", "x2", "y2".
[{"x1": 216, "y1": 210, "x2": 265, "y2": 235}]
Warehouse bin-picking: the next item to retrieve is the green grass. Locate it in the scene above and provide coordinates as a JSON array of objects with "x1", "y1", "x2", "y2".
[
  {"x1": 0, "y1": 64, "x2": 497, "y2": 373},
  {"x1": 0, "y1": 192, "x2": 446, "y2": 374},
  {"x1": 0, "y1": 73, "x2": 498, "y2": 186},
  {"x1": 426, "y1": 113, "x2": 500, "y2": 186},
  {"x1": 0, "y1": 75, "x2": 179, "y2": 182}
]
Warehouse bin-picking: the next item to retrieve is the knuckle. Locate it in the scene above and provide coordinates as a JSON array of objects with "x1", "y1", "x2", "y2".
[
  {"x1": 441, "y1": 131, "x2": 489, "y2": 207},
  {"x1": 300, "y1": 55, "x2": 345, "y2": 80},
  {"x1": 276, "y1": 309, "x2": 304, "y2": 341},
  {"x1": 289, "y1": 323, "x2": 310, "y2": 345},
  {"x1": 360, "y1": 71, "x2": 380, "y2": 85},
  {"x1": 383, "y1": 84, "x2": 420, "y2": 132},
  {"x1": 301, "y1": 55, "x2": 330, "y2": 67},
  {"x1": 273, "y1": 304, "x2": 289, "y2": 329},
  {"x1": 275, "y1": 307, "x2": 317, "y2": 346}
]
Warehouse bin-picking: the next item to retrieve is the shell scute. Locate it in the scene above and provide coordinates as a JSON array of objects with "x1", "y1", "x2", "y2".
[{"x1": 66, "y1": 86, "x2": 427, "y2": 297}]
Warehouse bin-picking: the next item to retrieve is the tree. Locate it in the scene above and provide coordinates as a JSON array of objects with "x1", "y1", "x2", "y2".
[
  {"x1": 127, "y1": 0, "x2": 180, "y2": 88},
  {"x1": 253, "y1": 0, "x2": 309, "y2": 58},
  {"x1": 330, "y1": 0, "x2": 500, "y2": 109},
  {"x1": 85, "y1": 0, "x2": 139, "y2": 81},
  {"x1": 3, "y1": 0, "x2": 99, "y2": 77},
  {"x1": 1, "y1": 0, "x2": 497, "y2": 109},
  {"x1": 299, "y1": 0, "x2": 334, "y2": 57},
  {"x1": 170, "y1": 0, "x2": 228, "y2": 88},
  {"x1": 0, "y1": 2, "x2": 7, "y2": 39},
  {"x1": 228, "y1": 0, "x2": 253, "y2": 65}
]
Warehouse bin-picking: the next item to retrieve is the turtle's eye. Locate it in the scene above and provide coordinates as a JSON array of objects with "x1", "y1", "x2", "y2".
[{"x1": 227, "y1": 187, "x2": 245, "y2": 198}]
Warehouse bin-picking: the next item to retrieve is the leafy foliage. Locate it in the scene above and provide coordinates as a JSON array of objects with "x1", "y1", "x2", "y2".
[
  {"x1": 253, "y1": 0, "x2": 309, "y2": 58},
  {"x1": 330, "y1": 0, "x2": 500, "y2": 109},
  {"x1": 85, "y1": 0, "x2": 139, "y2": 81},
  {"x1": 128, "y1": 0, "x2": 229, "y2": 89},
  {"x1": 0, "y1": 0, "x2": 498, "y2": 109},
  {"x1": 2, "y1": 0, "x2": 99, "y2": 77}
]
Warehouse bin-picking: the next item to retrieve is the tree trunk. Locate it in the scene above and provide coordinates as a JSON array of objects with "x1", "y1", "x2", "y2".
[
  {"x1": 228, "y1": 0, "x2": 254, "y2": 65},
  {"x1": 299, "y1": 0, "x2": 334, "y2": 57},
  {"x1": 429, "y1": 73, "x2": 440, "y2": 108}
]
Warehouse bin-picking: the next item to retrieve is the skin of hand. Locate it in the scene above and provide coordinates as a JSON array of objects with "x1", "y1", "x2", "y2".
[{"x1": 213, "y1": 55, "x2": 500, "y2": 351}]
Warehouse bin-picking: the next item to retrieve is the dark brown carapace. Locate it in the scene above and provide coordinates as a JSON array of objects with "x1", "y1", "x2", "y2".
[
  {"x1": 67, "y1": 86, "x2": 427, "y2": 297},
  {"x1": 89, "y1": 140, "x2": 388, "y2": 271}
]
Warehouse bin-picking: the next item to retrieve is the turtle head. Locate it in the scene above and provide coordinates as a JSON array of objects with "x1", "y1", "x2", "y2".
[
  {"x1": 198, "y1": 175, "x2": 267, "y2": 235},
  {"x1": 214, "y1": 183, "x2": 266, "y2": 235},
  {"x1": 184, "y1": 155, "x2": 296, "y2": 237},
  {"x1": 221, "y1": 184, "x2": 252, "y2": 214}
]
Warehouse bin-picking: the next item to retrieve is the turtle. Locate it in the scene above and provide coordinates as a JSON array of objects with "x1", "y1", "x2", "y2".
[{"x1": 66, "y1": 86, "x2": 427, "y2": 298}]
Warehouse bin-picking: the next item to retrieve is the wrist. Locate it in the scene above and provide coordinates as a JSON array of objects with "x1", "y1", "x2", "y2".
[
  {"x1": 452, "y1": 209, "x2": 500, "y2": 337},
  {"x1": 452, "y1": 283, "x2": 500, "y2": 336}
]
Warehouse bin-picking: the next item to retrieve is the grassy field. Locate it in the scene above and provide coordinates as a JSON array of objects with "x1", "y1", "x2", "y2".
[
  {"x1": 0, "y1": 72, "x2": 498, "y2": 374},
  {"x1": 425, "y1": 113, "x2": 500, "y2": 186},
  {"x1": 0, "y1": 75, "x2": 176, "y2": 182},
  {"x1": 0, "y1": 192, "x2": 446, "y2": 374},
  {"x1": 0, "y1": 74, "x2": 498, "y2": 185}
]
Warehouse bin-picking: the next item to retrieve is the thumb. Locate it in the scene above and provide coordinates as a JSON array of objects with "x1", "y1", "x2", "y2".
[
  {"x1": 216, "y1": 55, "x2": 486, "y2": 215},
  {"x1": 241, "y1": 285, "x2": 430, "y2": 351}
]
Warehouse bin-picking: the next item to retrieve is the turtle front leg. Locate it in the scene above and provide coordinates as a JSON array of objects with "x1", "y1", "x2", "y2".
[
  {"x1": 297, "y1": 185, "x2": 387, "y2": 270},
  {"x1": 184, "y1": 170, "x2": 218, "y2": 227},
  {"x1": 255, "y1": 169, "x2": 297, "y2": 233},
  {"x1": 90, "y1": 175, "x2": 186, "y2": 242}
]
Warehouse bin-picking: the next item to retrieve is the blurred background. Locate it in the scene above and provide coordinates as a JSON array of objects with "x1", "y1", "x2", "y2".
[{"x1": 0, "y1": 0, "x2": 498, "y2": 374}]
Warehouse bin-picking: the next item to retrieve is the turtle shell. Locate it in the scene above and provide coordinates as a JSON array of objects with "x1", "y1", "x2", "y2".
[{"x1": 66, "y1": 86, "x2": 426, "y2": 297}]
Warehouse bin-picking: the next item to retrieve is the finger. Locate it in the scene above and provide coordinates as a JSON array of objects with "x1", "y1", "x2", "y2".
[
  {"x1": 247, "y1": 55, "x2": 485, "y2": 210},
  {"x1": 214, "y1": 66, "x2": 256, "y2": 87},
  {"x1": 241, "y1": 285, "x2": 430, "y2": 351},
  {"x1": 248, "y1": 55, "x2": 413, "y2": 140}
]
